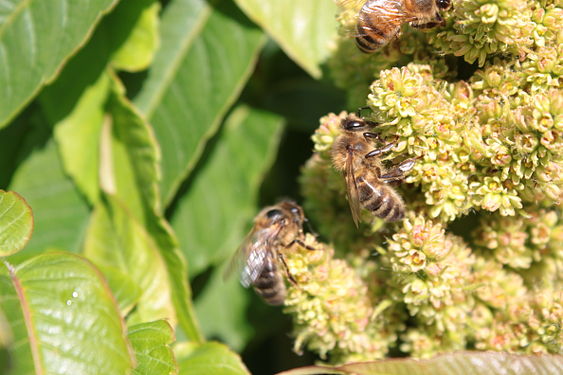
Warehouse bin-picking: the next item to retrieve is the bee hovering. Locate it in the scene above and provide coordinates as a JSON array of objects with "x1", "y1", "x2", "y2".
[
  {"x1": 331, "y1": 111, "x2": 418, "y2": 226},
  {"x1": 224, "y1": 200, "x2": 313, "y2": 305},
  {"x1": 340, "y1": 0, "x2": 452, "y2": 53}
]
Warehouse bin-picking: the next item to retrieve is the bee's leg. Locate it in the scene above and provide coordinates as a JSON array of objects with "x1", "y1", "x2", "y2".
[
  {"x1": 410, "y1": 13, "x2": 445, "y2": 29},
  {"x1": 284, "y1": 238, "x2": 316, "y2": 251},
  {"x1": 365, "y1": 136, "x2": 399, "y2": 158},
  {"x1": 363, "y1": 132, "x2": 383, "y2": 142},
  {"x1": 379, "y1": 157, "x2": 418, "y2": 182},
  {"x1": 278, "y1": 253, "x2": 298, "y2": 285}
]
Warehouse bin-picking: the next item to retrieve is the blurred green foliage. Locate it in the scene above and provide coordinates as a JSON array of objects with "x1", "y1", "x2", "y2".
[{"x1": 0, "y1": 0, "x2": 560, "y2": 374}]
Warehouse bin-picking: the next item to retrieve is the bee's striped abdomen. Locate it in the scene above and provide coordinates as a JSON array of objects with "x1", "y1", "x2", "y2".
[
  {"x1": 357, "y1": 177, "x2": 405, "y2": 222},
  {"x1": 355, "y1": 22, "x2": 388, "y2": 53},
  {"x1": 252, "y1": 260, "x2": 286, "y2": 305}
]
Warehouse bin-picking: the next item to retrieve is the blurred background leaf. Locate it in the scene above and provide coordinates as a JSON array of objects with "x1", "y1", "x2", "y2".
[
  {"x1": 233, "y1": 0, "x2": 337, "y2": 78},
  {"x1": 276, "y1": 352, "x2": 563, "y2": 375},
  {"x1": 0, "y1": 0, "x2": 119, "y2": 127},
  {"x1": 176, "y1": 342, "x2": 250, "y2": 375},
  {"x1": 170, "y1": 105, "x2": 284, "y2": 276},
  {"x1": 134, "y1": 0, "x2": 266, "y2": 204}
]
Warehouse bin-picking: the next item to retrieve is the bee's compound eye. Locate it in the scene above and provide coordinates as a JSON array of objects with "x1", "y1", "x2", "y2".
[
  {"x1": 266, "y1": 209, "x2": 283, "y2": 219},
  {"x1": 437, "y1": 0, "x2": 451, "y2": 9},
  {"x1": 344, "y1": 119, "x2": 365, "y2": 130}
]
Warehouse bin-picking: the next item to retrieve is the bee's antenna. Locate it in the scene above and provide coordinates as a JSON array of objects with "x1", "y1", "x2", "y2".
[{"x1": 304, "y1": 217, "x2": 319, "y2": 238}]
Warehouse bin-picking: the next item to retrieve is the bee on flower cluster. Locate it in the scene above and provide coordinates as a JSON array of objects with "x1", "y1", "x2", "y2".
[
  {"x1": 331, "y1": 110, "x2": 418, "y2": 226},
  {"x1": 341, "y1": 0, "x2": 451, "y2": 52},
  {"x1": 225, "y1": 200, "x2": 313, "y2": 305}
]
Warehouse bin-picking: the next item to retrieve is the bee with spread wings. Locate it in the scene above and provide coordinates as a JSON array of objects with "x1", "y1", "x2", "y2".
[
  {"x1": 225, "y1": 200, "x2": 313, "y2": 305},
  {"x1": 339, "y1": 0, "x2": 451, "y2": 53}
]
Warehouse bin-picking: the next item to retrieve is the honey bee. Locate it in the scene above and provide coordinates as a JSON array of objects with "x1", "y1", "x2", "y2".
[
  {"x1": 225, "y1": 200, "x2": 313, "y2": 305},
  {"x1": 331, "y1": 112, "x2": 417, "y2": 226},
  {"x1": 342, "y1": 0, "x2": 452, "y2": 53}
]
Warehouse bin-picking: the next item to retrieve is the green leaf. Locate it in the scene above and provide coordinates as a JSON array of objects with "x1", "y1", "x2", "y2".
[
  {"x1": 233, "y1": 0, "x2": 337, "y2": 78},
  {"x1": 134, "y1": 0, "x2": 265, "y2": 204},
  {"x1": 170, "y1": 105, "x2": 284, "y2": 276},
  {"x1": 0, "y1": 113, "x2": 33, "y2": 188},
  {"x1": 128, "y1": 320, "x2": 178, "y2": 375},
  {"x1": 8, "y1": 127, "x2": 90, "y2": 258},
  {"x1": 0, "y1": 190, "x2": 33, "y2": 256},
  {"x1": 97, "y1": 264, "x2": 142, "y2": 315},
  {"x1": 194, "y1": 268, "x2": 252, "y2": 351},
  {"x1": 275, "y1": 352, "x2": 563, "y2": 375},
  {"x1": 38, "y1": 0, "x2": 165, "y2": 205},
  {"x1": 110, "y1": 0, "x2": 161, "y2": 72},
  {"x1": 102, "y1": 75, "x2": 161, "y2": 224},
  {"x1": 44, "y1": 72, "x2": 111, "y2": 205},
  {"x1": 177, "y1": 342, "x2": 249, "y2": 375},
  {"x1": 0, "y1": 0, "x2": 119, "y2": 127},
  {"x1": 83, "y1": 195, "x2": 177, "y2": 328},
  {"x1": 0, "y1": 252, "x2": 135, "y2": 374}
]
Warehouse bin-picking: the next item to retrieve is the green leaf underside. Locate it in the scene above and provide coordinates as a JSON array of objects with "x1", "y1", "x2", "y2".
[
  {"x1": 0, "y1": 190, "x2": 33, "y2": 256},
  {"x1": 0, "y1": 252, "x2": 134, "y2": 375},
  {"x1": 128, "y1": 320, "x2": 178, "y2": 375},
  {"x1": 171, "y1": 105, "x2": 284, "y2": 277},
  {"x1": 177, "y1": 342, "x2": 249, "y2": 375},
  {"x1": 0, "y1": 0, "x2": 119, "y2": 128},
  {"x1": 276, "y1": 352, "x2": 563, "y2": 375},
  {"x1": 84, "y1": 196, "x2": 176, "y2": 328},
  {"x1": 110, "y1": 0, "x2": 160, "y2": 72},
  {"x1": 134, "y1": 0, "x2": 265, "y2": 205},
  {"x1": 233, "y1": 0, "x2": 337, "y2": 78},
  {"x1": 8, "y1": 131, "x2": 90, "y2": 258}
]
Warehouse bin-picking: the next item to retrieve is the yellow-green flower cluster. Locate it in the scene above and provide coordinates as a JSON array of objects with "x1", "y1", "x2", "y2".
[
  {"x1": 366, "y1": 64, "x2": 480, "y2": 221},
  {"x1": 469, "y1": 256, "x2": 562, "y2": 353},
  {"x1": 386, "y1": 215, "x2": 475, "y2": 336},
  {"x1": 428, "y1": 0, "x2": 535, "y2": 66},
  {"x1": 289, "y1": 0, "x2": 562, "y2": 364},
  {"x1": 473, "y1": 288, "x2": 562, "y2": 353},
  {"x1": 366, "y1": 63, "x2": 562, "y2": 219},
  {"x1": 283, "y1": 234, "x2": 401, "y2": 363},
  {"x1": 330, "y1": 1, "x2": 456, "y2": 107},
  {"x1": 472, "y1": 209, "x2": 562, "y2": 268},
  {"x1": 470, "y1": 63, "x2": 563, "y2": 205}
]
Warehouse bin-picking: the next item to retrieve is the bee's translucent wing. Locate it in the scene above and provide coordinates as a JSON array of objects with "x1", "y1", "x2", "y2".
[
  {"x1": 357, "y1": 1, "x2": 417, "y2": 26},
  {"x1": 345, "y1": 150, "x2": 362, "y2": 228},
  {"x1": 337, "y1": 0, "x2": 365, "y2": 10},
  {"x1": 223, "y1": 226, "x2": 280, "y2": 287},
  {"x1": 240, "y1": 237, "x2": 272, "y2": 287}
]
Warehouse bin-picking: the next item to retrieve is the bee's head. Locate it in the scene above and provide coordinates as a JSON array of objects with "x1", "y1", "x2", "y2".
[
  {"x1": 436, "y1": 0, "x2": 451, "y2": 9},
  {"x1": 275, "y1": 200, "x2": 305, "y2": 225}
]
